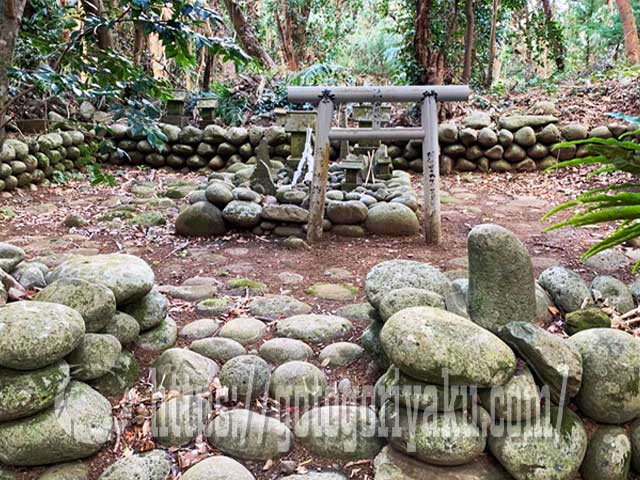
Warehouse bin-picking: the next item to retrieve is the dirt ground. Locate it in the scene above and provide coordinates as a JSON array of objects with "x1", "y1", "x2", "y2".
[{"x1": 0, "y1": 165, "x2": 637, "y2": 479}]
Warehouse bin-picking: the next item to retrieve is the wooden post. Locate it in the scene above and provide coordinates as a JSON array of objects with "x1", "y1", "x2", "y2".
[
  {"x1": 306, "y1": 95, "x2": 334, "y2": 242},
  {"x1": 421, "y1": 93, "x2": 441, "y2": 244}
]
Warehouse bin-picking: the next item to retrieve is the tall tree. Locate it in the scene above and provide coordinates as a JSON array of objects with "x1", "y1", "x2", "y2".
[
  {"x1": 615, "y1": 0, "x2": 640, "y2": 63},
  {"x1": 0, "y1": 0, "x2": 28, "y2": 150},
  {"x1": 540, "y1": 0, "x2": 565, "y2": 71},
  {"x1": 414, "y1": 0, "x2": 445, "y2": 83},
  {"x1": 274, "y1": 0, "x2": 311, "y2": 70},
  {"x1": 223, "y1": 0, "x2": 276, "y2": 68},
  {"x1": 463, "y1": 0, "x2": 475, "y2": 82},
  {"x1": 486, "y1": 0, "x2": 500, "y2": 86}
]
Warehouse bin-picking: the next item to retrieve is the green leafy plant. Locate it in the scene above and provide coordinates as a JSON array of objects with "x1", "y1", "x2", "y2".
[{"x1": 543, "y1": 121, "x2": 640, "y2": 270}]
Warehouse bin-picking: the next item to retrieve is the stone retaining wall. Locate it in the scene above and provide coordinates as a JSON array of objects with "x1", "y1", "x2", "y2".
[{"x1": 0, "y1": 114, "x2": 636, "y2": 192}]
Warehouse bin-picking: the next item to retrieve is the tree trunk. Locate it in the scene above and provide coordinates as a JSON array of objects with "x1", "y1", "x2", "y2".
[
  {"x1": 80, "y1": 0, "x2": 113, "y2": 50},
  {"x1": 222, "y1": 0, "x2": 276, "y2": 68},
  {"x1": 415, "y1": 0, "x2": 445, "y2": 83},
  {"x1": 615, "y1": 0, "x2": 640, "y2": 63},
  {"x1": 0, "y1": 0, "x2": 28, "y2": 149},
  {"x1": 274, "y1": 0, "x2": 310, "y2": 71},
  {"x1": 462, "y1": 0, "x2": 475, "y2": 82},
  {"x1": 486, "y1": 0, "x2": 500, "y2": 86},
  {"x1": 133, "y1": 21, "x2": 146, "y2": 67},
  {"x1": 541, "y1": 0, "x2": 565, "y2": 71}
]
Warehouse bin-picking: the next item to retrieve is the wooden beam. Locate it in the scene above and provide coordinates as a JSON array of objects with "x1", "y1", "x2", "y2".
[
  {"x1": 422, "y1": 94, "x2": 441, "y2": 244},
  {"x1": 306, "y1": 99, "x2": 333, "y2": 242}
]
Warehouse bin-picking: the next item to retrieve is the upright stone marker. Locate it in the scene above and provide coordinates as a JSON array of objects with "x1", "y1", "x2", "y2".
[{"x1": 467, "y1": 224, "x2": 537, "y2": 332}]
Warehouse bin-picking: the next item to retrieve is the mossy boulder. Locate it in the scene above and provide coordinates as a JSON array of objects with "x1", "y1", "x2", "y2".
[
  {"x1": 381, "y1": 401, "x2": 488, "y2": 466},
  {"x1": 565, "y1": 307, "x2": 611, "y2": 335},
  {"x1": 190, "y1": 337, "x2": 247, "y2": 363},
  {"x1": 180, "y1": 456, "x2": 254, "y2": 480},
  {"x1": 538, "y1": 266, "x2": 592, "y2": 313},
  {"x1": 0, "y1": 360, "x2": 70, "y2": 422},
  {"x1": 467, "y1": 224, "x2": 537, "y2": 332},
  {"x1": 276, "y1": 314, "x2": 353, "y2": 344},
  {"x1": 36, "y1": 278, "x2": 117, "y2": 333},
  {"x1": 0, "y1": 301, "x2": 85, "y2": 370},
  {"x1": 569, "y1": 328, "x2": 640, "y2": 423},
  {"x1": 66, "y1": 333, "x2": 122, "y2": 381},
  {"x1": 121, "y1": 288, "x2": 168, "y2": 332},
  {"x1": 136, "y1": 316, "x2": 178, "y2": 352},
  {"x1": 0, "y1": 382, "x2": 113, "y2": 466},
  {"x1": 269, "y1": 361, "x2": 327, "y2": 404},
  {"x1": 580, "y1": 426, "x2": 631, "y2": 480},
  {"x1": 381, "y1": 307, "x2": 516, "y2": 387},
  {"x1": 90, "y1": 351, "x2": 140, "y2": 397},
  {"x1": 48, "y1": 254, "x2": 154, "y2": 305},
  {"x1": 103, "y1": 311, "x2": 140, "y2": 345},
  {"x1": 489, "y1": 407, "x2": 587, "y2": 480},
  {"x1": 218, "y1": 355, "x2": 271, "y2": 400}
]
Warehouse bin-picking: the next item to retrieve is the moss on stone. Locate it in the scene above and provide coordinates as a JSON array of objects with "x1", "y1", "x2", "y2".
[{"x1": 228, "y1": 278, "x2": 267, "y2": 292}]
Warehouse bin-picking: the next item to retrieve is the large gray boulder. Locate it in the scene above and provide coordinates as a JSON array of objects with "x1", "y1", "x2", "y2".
[
  {"x1": 365, "y1": 260, "x2": 451, "y2": 308},
  {"x1": 373, "y1": 446, "x2": 511, "y2": 480},
  {"x1": 467, "y1": 224, "x2": 537, "y2": 332},
  {"x1": 66, "y1": 333, "x2": 122, "y2": 381},
  {"x1": 488, "y1": 407, "x2": 587, "y2": 480},
  {"x1": 538, "y1": 266, "x2": 592, "y2": 312},
  {"x1": 0, "y1": 382, "x2": 113, "y2": 466},
  {"x1": 175, "y1": 201, "x2": 227, "y2": 237},
  {"x1": 261, "y1": 204, "x2": 309, "y2": 223},
  {"x1": 0, "y1": 360, "x2": 70, "y2": 422},
  {"x1": 499, "y1": 321, "x2": 582, "y2": 405},
  {"x1": 381, "y1": 307, "x2": 516, "y2": 387},
  {"x1": 580, "y1": 426, "x2": 631, "y2": 480},
  {"x1": 98, "y1": 450, "x2": 171, "y2": 480},
  {"x1": 207, "y1": 409, "x2": 294, "y2": 460},
  {"x1": 0, "y1": 301, "x2": 85, "y2": 370},
  {"x1": 153, "y1": 348, "x2": 219, "y2": 394},
  {"x1": 381, "y1": 401, "x2": 488, "y2": 466},
  {"x1": 568, "y1": 328, "x2": 640, "y2": 423},
  {"x1": 365, "y1": 203, "x2": 419, "y2": 236},
  {"x1": 36, "y1": 278, "x2": 117, "y2": 333},
  {"x1": 181, "y1": 456, "x2": 254, "y2": 480},
  {"x1": 295, "y1": 405, "x2": 383, "y2": 460},
  {"x1": 48, "y1": 254, "x2": 154, "y2": 305}
]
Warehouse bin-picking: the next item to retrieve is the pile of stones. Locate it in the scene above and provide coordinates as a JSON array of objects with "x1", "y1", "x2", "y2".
[
  {"x1": 175, "y1": 168, "x2": 420, "y2": 238},
  {"x1": 361, "y1": 224, "x2": 640, "y2": 479},
  {"x1": 0, "y1": 247, "x2": 180, "y2": 469},
  {"x1": 433, "y1": 111, "x2": 638, "y2": 174},
  {"x1": 0, "y1": 131, "x2": 88, "y2": 191}
]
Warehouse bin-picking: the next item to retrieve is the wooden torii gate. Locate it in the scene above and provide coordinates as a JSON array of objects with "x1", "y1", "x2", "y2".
[{"x1": 287, "y1": 85, "x2": 470, "y2": 244}]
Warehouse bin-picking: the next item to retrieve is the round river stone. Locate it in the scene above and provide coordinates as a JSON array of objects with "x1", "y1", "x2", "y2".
[
  {"x1": 380, "y1": 306, "x2": 516, "y2": 387},
  {"x1": 0, "y1": 301, "x2": 85, "y2": 370},
  {"x1": 48, "y1": 254, "x2": 154, "y2": 305}
]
